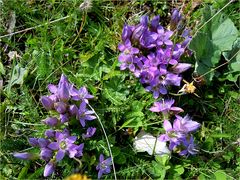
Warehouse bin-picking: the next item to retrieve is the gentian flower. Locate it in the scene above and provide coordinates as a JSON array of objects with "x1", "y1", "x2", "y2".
[
  {"x1": 171, "y1": 63, "x2": 192, "y2": 74},
  {"x1": 47, "y1": 131, "x2": 78, "y2": 161},
  {"x1": 42, "y1": 117, "x2": 58, "y2": 127},
  {"x1": 150, "y1": 15, "x2": 160, "y2": 32},
  {"x1": 13, "y1": 152, "x2": 34, "y2": 160},
  {"x1": 179, "y1": 136, "x2": 199, "y2": 156},
  {"x1": 54, "y1": 102, "x2": 67, "y2": 114},
  {"x1": 77, "y1": 101, "x2": 96, "y2": 127},
  {"x1": 44, "y1": 161, "x2": 55, "y2": 177},
  {"x1": 171, "y1": 9, "x2": 182, "y2": 26},
  {"x1": 156, "y1": 27, "x2": 173, "y2": 46},
  {"x1": 150, "y1": 99, "x2": 183, "y2": 115},
  {"x1": 158, "y1": 120, "x2": 183, "y2": 143},
  {"x1": 28, "y1": 138, "x2": 39, "y2": 147},
  {"x1": 96, "y1": 154, "x2": 112, "y2": 179},
  {"x1": 82, "y1": 127, "x2": 96, "y2": 138},
  {"x1": 41, "y1": 96, "x2": 54, "y2": 110},
  {"x1": 70, "y1": 86, "x2": 94, "y2": 103},
  {"x1": 131, "y1": 15, "x2": 148, "y2": 41},
  {"x1": 174, "y1": 115, "x2": 201, "y2": 133},
  {"x1": 45, "y1": 129, "x2": 55, "y2": 138}
]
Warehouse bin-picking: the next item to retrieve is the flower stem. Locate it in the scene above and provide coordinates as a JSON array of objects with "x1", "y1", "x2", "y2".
[{"x1": 87, "y1": 103, "x2": 117, "y2": 180}]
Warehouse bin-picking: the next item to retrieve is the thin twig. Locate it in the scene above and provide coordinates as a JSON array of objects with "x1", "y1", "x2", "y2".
[
  {"x1": 196, "y1": 49, "x2": 240, "y2": 80},
  {"x1": 0, "y1": 15, "x2": 70, "y2": 39},
  {"x1": 87, "y1": 103, "x2": 117, "y2": 180}
]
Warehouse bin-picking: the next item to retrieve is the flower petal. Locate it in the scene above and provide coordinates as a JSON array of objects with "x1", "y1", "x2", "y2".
[{"x1": 56, "y1": 149, "x2": 65, "y2": 162}]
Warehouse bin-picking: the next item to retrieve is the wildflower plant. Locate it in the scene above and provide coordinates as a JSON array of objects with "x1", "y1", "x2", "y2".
[
  {"x1": 13, "y1": 74, "x2": 99, "y2": 177},
  {"x1": 118, "y1": 10, "x2": 201, "y2": 157}
]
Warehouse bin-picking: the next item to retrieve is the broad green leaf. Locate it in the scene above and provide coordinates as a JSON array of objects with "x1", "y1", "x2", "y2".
[
  {"x1": 214, "y1": 170, "x2": 227, "y2": 180},
  {"x1": 189, "y1": 5, "x2": 238, "y2": 83},
  {"x1": 173, "y1": 165, "x2": 184, "y2": 175},
  {"x1": 212, "y1": 18, "x2": 238, "y2": 51}
]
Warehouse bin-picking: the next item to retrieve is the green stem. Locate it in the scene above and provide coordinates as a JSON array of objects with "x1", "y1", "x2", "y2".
[{"x1": 87, "y1": 103, "x2": 117, "y2": 180}]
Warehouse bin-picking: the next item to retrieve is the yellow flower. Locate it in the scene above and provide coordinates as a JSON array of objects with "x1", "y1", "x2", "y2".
[
  {"x1": 179, "y1": 80, "x2": 199, "y2": 97},
  {"x1": 65, "y1": 174, "x2": 90, "y2": 180}
]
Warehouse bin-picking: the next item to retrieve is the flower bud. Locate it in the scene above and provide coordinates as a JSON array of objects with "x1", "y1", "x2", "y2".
[
  {"x1": 54, "y1": 102, "x2": 67, "y2": 114},
  {"x1": 171, "y1": 63, "x2": 192, "y2": 74},
  {"x1": 45, "y1": 129, "x2": 55, "y2": 138},
  {"x1": 40, "y1": 96, "x2": 54, "y2": 110},
  {"x1": 40, "y1": 148, "x2": 53, "y2": 161},
  {"x1": 42, "y1": 117, "x2": 58, "y2": 127},
  {"x1": 13, "y1": 152, "x2": 34, "y2": 160},
  {"x1": 29, "y1": 138, "x2": 39, "y2": 147},
  {"x1": 60, "y1": 113, "x2": 69, "y2": 123},
  {"x1": 69, "y1": 104, "x2": 78, "y2": 116},
  {"x1": 58, "y1": 82, "x2": 70, "y2": 102},
  {"x1": 44, "y1": 161, "x2": 55, "y2": 177},
  {"x1": 171, "y1": 9, "x2": 182, "y2": 26},
  {"x1": 38, "y1": 138, "x2": 49, "y2": 148}
]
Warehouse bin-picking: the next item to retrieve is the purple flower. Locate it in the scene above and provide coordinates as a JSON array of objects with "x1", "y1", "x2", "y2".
[
  {"x1": 40, "y1": 148, "x2": 53, "y2": 161},
  {"x1": 60, "y1": 113, "x2": 69, "y2": 123},
  {"x1": 156, "y1": 27, "x2": 173, "y2": 46},
  {"x1": 118, "y1": 39, "x2": 139, "y2": 71},
  {"x1": 70, "y1": 86, "x2": 94, "y2": 103},
  {"x1": 179, "y1": 136, "x2": 199, "y2": 156},
  {"x1": 69, "y1": 104, "x2": 78, "y2": 116},
  {"x1": 121, "y1": 24, "x2": 133, "y2": 41},
  {"x1": 77, "y1": 101, "x2": 96, "y2": 127},
  {"x1": 57, "y1": 74, "x2": 70, "y2": 102},
  {"x1": 165, "y1": 73, "x2": 182, "y2": 86},
  {"x1": 44, "y1": 161, "x2": 55, "y2": 177},
  {"x1": 41, "y1": 96, "x2": 54, "y2": 110},
  {"x1": 54, "y1": 102, "x2": 67, "y2": 114},
  {"x1": 131, "y1": 15, "x2": 148, "y2": 41},
  {"x1": 45, "y1": 129, "x2": 55, "y2": 138},
  {"x1": 158, "y1": 120, "x2": 182, "y2": 143},
  {"x1": 174, "y1": 115, "x2": 201, "y2": 133},
  {"x1": 171, "y1": 9, "x2": 182, "y2": 27},
  {"x1": 75, "y1": 143, "x2": 84, "y2": 157},
  {"x1": 42, "y1": 117, "x2": 58, "y2": 127},
  {"x1": 171, "y1": 63, "x2": 192, "y2": 74},
  {"x1": 96, "y1": 154, "x2": 112, "y2": 179},
  {"x1": 82, "y1": 127, "x2": 96, "y2": 138},
  {"x1": 47, "y1": 131, "x2": 78, "y2": 161},
  {"x1": 38, "y1": 138, "x2": 50, "y2": 148},
  {"x1": 29, "y1": 138, "x2": 39, "y2": 147},
  {"x1": 150, "y1": 99, "x2": 183, "y2": 115},
  {"x1": 140, "y1": 30, "x2": 158, "y2": 48},
  {"x1": 13, "y1": 152, "x2": 34, "y2": 160},
  {"x1": 150, "y1": 15, "x2": 160, "y2": 32}
]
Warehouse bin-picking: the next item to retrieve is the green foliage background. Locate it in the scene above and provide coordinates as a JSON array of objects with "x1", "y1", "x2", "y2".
[{"x1": 0, "y1": 0, "x2": 239, "y2": 179}]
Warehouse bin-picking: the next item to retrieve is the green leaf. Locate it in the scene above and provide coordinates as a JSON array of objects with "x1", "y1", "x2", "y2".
[
  {"x1": 214, "y1": 170, "x2": 227, "y2": 180},
  {"x1": 173, "y1": 165, "x2": 184, "y2": 175},
  {"x1": 115, "y1": 154, "x2": 127, "y2": 165},
  {"x1": 210, "y1": 133, "x2": 232, "y2": 138},
  {"x1": 17, "y1": 163, "x2": 30, "y2": 179},
  {"x1": 0, "y1": 61, "x2": 5, "y2": 75},
  {"x1": 189, "y1": 5, "x2": 238, "y2": 83}
]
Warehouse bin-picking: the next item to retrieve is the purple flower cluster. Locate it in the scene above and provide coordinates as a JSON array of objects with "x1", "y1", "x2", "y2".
[
  {"x1": 118, "y1": 13, "x2": 192, "y2": 99},
  {"x1": 119, "y1": 11, "x2": 200, "y2": 157},
  {"x1": 148, "y1": 99, "x2": 200, "y2": 156},
  {"x1": 14, "y1": 74, "x2": 97, "y2": 177}
]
